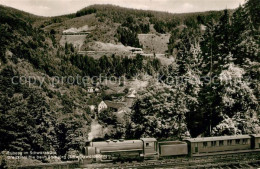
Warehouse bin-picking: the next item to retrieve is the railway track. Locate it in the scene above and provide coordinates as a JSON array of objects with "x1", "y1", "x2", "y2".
[{"x1": 80, "y1": 152, "x2": 260, "y2": 168}]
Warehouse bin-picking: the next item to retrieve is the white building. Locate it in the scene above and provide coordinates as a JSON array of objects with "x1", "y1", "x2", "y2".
[
  {"x1": 87, "y1": 87, "x2": 94, "y2": 93},
  {"x1": 89, "y1": 105, "x2": 96, "y2": 112},
  {"x1": 98, "y1": 101, "x2": 108, "y2": 113},
  {"x1": 95, "y1": 88, "x2": 100, "y2": 92},
  {"x1": 127, "y1": 89, "x2": 137, "y2": 98}
]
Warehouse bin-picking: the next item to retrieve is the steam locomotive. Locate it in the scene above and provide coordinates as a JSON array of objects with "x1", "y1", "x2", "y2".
[{"x1": 82, "y1": 134, "x2": 260, "y2": 163}]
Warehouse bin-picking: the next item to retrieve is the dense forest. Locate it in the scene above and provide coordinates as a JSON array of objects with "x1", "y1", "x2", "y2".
[
  {"x1": 0, "y1": 0, "x2": 259, "y2": 166},
  {"x1": 130, "y1": 0, "x2": 259, "y2": 138}
]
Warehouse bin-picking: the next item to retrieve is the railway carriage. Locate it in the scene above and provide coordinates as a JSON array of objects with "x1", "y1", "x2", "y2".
[
  {"x1": 250, "y1": 134, "x2": 260, "y2": 149},
  {"x1": 82, "y1": 134, "x2": 260, "y2": 163},
  {"x1": 184, "y1": 135, "x2": 251, "y2": 156},
  {"x1": 158, "y1": 141, "x2": 187, "y2": 157}
]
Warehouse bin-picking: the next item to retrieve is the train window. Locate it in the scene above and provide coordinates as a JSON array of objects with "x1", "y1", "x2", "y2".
[
  {"x1": 195, "y1": 147, "x2": 198, "y2": 153},
  {"x1": 227, "y1": 140, "x2": 232, "y2": 145},
  {"x1": 242, "y1": 139, "x2": 248, "y2": 144},
  {"x1": 211, "y1": 141, "x2": 216, "y2": 147},
  {"x1": 146, "y1": 143, "x2": 152, "y2": 147},
  {"x1": 236, "y1": 139, "x2": 240, "y2": 144},
  {"x1": 195, "y1": 143, "x2": 198, "y2": 153},
  {"x1": 219, "y1": 140, "x2": 224, "y2": 146},
  {"x1": 203, "y1": 142, "x2": 207, "y2": 147}
]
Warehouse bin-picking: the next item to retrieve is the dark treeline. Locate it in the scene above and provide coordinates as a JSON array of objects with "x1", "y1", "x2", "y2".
[{"x1": 69, "y1": 53, "x2": 161, "y2": 78}]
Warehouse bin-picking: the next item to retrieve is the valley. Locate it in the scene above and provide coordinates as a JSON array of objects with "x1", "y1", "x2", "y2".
[{"x1": 0, "y1": 1, "x2": 259, "y2": 167}]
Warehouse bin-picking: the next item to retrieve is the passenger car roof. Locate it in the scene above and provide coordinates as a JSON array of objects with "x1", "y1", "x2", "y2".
[
  {"x1": 140, "y1": 138, "x2": 157, "y2": 142},
  {"x1": 184, "y1": 135, "x2": 250, "y2": 143},
  {"x1": 250, "y1": 134, "x2": 260, "y2": 138}
]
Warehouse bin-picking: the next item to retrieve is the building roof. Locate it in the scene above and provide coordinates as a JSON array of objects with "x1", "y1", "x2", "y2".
[
  {"x1": 104, "y1": 89, "x2": 117, "y2": 95},
  {"x1": 104, "y1": 101, "x2": 126, "y2": 110},
  {"x1": 184, "y1": 135, "x2": 250, "y2": 143},
  {"x1": 140, "y1": 138, "x2": 157, "y2": 142},
  {"x1": 250, "y1": 134, "x2": 260, "y2": 138},
  {"x1": 99, "y1": 101, "x2": 106, "y2": 105},
  {"x1": 127, "y1": 93, "x2": 136, "y2": 98},
  {"x1": 89, "y1": 105, "x2": 96, "y2": 110},
  {"x1": 86, "y1": 84, "x2": 93, "y2": 87}
]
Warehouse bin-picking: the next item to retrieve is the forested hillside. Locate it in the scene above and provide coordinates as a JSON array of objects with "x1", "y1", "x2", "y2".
[
  {"x1": 130, "y1": 0, "x2": 259, "y2": 138},
  {"x1": 0, "y1": 4, "x2": 163, "y2": 158},
  {"x1": 0, "y1": 0, "x2": 259, "y2": 166},
  {"x1": 40, "y1": 4, "x2": 224, "y2": 48}
]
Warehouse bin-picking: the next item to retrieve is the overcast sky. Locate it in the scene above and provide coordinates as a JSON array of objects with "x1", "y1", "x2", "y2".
[{"x1": 0, "y1": 0, "x2": 246, "y2": 16}]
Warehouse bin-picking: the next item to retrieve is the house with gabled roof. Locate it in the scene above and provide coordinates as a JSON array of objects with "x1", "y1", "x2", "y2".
[
  {"x1": 98, "y1": 101, "x2": 108, "y2": 113},
  {"x1": 127, "y1": 89, "x2": 137, "y2": 98},
  {"x1": 98, "y1": 100, "x2": 126, "y2": 113}
]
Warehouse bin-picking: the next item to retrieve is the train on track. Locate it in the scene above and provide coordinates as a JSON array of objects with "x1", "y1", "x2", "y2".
[{"x1": 82, "y1": 134, "x2": 260, "y2": 163}]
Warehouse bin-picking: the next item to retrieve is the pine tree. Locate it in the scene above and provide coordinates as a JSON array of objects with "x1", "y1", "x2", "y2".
[
  {"x1": 230, "y1": 1, "x2": 260, "y2": 65},
  {"x1": 173, "y1": 28, "x2": 203, "y2": 137}
]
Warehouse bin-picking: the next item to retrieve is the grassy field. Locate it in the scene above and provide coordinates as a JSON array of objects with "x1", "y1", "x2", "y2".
[{"x1": 138, "y1": 34, "x2": 171, "y2": 54}]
